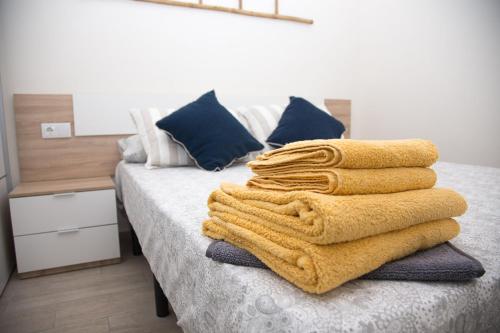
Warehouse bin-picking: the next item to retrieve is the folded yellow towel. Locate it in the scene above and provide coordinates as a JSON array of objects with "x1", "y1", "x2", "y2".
[
  {"x1": 203, "y1": 216, "x2": 460, "y2": 294},
  {"x1": 208, "y1": 183, "x2": 467, "y2": 244},
  {"x1": 248, "y1": 139, "x2": 439, "y2": 172},
  {"x1": 247, "y1": 167, "x2": 437, "y2": 195}
]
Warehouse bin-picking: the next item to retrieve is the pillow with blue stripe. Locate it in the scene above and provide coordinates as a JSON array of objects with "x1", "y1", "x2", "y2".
[
  {"x1": 156, "y1": 90, "x2": 264, "y2": 171},
  {"x1": 266, "y1": 96, "x2": 345, "y2": 147}
]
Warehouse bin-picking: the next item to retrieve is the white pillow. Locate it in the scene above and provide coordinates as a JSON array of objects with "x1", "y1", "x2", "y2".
[
  {"x1": 130, "y1": 108, "x2": 194, "y2": 168},
  {"x1": 235, "y1": 105, "x2": 285, "y2": 155},
  {"x1": 117, "y1": 134, "x2": 147, "y2": 163}
]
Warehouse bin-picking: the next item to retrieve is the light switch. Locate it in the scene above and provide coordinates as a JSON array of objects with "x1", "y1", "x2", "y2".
[{"x1": 41, "y1": 123, "x2": 72, "y2": 139}]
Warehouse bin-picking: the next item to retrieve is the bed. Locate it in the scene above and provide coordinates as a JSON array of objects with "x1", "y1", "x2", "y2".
[{"x1": 116, "y1": 160, "x2": 500, "y2": 333}]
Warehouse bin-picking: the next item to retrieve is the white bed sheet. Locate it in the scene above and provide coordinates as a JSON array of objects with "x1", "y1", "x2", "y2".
[{"x1": 117, "y1": 161, "x2": 500, "y2": 333}]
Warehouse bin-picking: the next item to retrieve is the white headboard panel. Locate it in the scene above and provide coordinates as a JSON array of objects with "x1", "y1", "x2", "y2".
[{"x1": 73, "y1": 93, "x2": 326, "y2": 136}]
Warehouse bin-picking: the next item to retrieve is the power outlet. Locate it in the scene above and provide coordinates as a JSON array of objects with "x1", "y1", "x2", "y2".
[{"x1": 41, "y1": 123, "x2": 72, "y2": 139}]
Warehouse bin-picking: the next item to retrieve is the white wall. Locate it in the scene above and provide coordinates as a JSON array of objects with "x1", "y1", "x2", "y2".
[
  {"x1": 0, "y1": 0, "x2": 357, "y2": 184},
  {"x1": 355, "y1": 0, "x2": 500, "y2": 168},
  {"x1": 0, "y1": 0, "x2": 499, "y2": 184}
]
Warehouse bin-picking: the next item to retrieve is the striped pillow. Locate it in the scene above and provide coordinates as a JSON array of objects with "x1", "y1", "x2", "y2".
[
  {"x1": 130, "y1": 108, "x2": 194, "y2": 168},
  {"x1": 237, "y1": 104, "x2": 344, "y2": 157},
  {"x1": 235, "y1": 105, "x2": 285, "y2": 155}
]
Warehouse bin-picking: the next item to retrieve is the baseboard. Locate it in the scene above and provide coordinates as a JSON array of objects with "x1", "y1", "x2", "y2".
[{"x1": 17, "y1": 257, "x2": 121, "y2": 279}]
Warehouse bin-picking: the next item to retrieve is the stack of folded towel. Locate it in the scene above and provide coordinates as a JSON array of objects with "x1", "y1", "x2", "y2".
[
  {"x1": 247, "y1": 139, "x2": 438, "y2": 194},
  {"x1": 202, "y1": 139, "x2": 482, "y2": 294}
]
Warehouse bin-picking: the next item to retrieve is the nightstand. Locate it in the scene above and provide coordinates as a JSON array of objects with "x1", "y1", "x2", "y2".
[{"x1": 9, "y1": 177, "x2": 121, "y2": 278}]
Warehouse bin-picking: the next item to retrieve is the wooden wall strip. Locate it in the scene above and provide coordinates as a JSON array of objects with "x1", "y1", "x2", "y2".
[
  {"x1": 135, "y1": 0, "x2": 313, "y2": 25},
  {"x1": 14, "y1": 94, "x2": 126, "y2": 182},
  {"x1": 324, "y1": 99, "x2": 351, "y2": 139}
]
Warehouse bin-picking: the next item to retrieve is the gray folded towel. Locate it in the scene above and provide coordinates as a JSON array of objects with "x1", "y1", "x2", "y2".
[
  {"x1": 206, "y1": 241, "x2": 485, "y2": 281},
  {"x1": 206, "y1": 240, "x2": 268, "y2": 269}
]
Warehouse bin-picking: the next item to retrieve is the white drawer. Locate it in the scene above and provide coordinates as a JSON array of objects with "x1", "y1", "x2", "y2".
[
  {"x1": 10, "y1": 189, "x2": 117, "y2": 236},
  {"x1": 14, "y1": 224, "x2": 120, "y2": 273}
]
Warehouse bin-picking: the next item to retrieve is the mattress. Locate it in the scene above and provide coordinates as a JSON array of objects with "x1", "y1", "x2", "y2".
[{"x1": 117, "y1": 161, "x2": 500, "y2": 333}]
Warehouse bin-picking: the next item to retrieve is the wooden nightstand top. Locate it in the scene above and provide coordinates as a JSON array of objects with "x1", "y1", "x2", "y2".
[{"x1": 9, "y1": 176, "x2": 115, "y2": 198}]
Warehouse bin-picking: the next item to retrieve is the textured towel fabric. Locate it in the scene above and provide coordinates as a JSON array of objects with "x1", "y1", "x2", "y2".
[
  {"x1": 206, "y1": 241, "x2": 485, "y2": 281},
  {"x1": 247, "y1": 139, "x2": 439, "y2": 173},
  {"x1": 247, "y1": 167, "x2": 437, "y2": 195},
  {"x1": 208, "y1": 183, "x2": 467, "y2": 244},
  {"x1": 203, "y1": 217, "x2": 460, "y2": 294}
]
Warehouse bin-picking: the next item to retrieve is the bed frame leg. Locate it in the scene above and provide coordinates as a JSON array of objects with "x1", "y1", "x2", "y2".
[
  {"x1": 154, "y1": 277, "x2": 170, "y2": 317},
  {"x1": 130, "y1": 226, "x2": 142, "y2": 256}
]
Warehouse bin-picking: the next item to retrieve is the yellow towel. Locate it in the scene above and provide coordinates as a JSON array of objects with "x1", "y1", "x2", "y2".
[
  {"x1": 203, "y1": 216, "x2": 460, "y2": 294},
  {"x1": 247, "y1": 167, "x2": 437, "y2": 195},
  {"x1": 208, "y1": 183, "x2": 466, "y2": 244},
  {"x1": 248, "y1": 139, "x2": 439, "y2": 172}
]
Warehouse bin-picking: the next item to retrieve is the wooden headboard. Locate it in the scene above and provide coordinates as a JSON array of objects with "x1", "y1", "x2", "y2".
[
  {"x1": 13, "y1": 94, "x2": 351, "y2": 183},
  {"x1": 324, "y1": 99, "x2": 351, "y2": 139},
  {"x1": 14, "y1": 94, "x2": 125, "y2": 182}
]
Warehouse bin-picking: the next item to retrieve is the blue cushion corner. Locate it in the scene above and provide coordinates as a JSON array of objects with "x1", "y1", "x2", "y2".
[
  {"x1": 266, "y1": 97, "x2": 345, "y2": 147},
  {"x1": 156, "y1": 91, "x2": 263, "y2": 171}
]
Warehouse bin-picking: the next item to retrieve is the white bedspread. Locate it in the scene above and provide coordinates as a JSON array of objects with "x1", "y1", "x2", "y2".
[{"x1": 117, "y1": 161, "x2": 500, "y2": 333}]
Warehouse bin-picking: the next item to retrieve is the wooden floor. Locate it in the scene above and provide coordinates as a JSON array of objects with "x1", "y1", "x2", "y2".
[{"x1": 0, "y1": 233, "x2": 183, "y2": 333}]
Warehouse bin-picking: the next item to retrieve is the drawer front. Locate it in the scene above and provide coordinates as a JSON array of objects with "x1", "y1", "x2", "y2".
[
  {"x1": 14, "y1": 224, "x2": 120, "y2": 273},
  {"x1": 10, "y1": 189, "x2": 117, "y2": 236}
]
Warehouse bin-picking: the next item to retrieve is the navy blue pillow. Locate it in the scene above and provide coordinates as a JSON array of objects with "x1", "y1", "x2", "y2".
[
  {"x1": 267, "y1": 97, "x2": 345, "y2": 147},
  {"x1": 156, "y1": 91, "x2": 264, "y2": 171}
]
